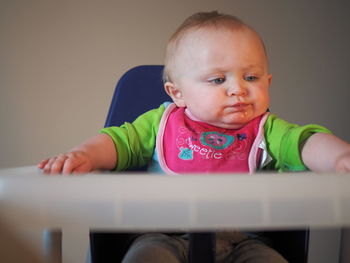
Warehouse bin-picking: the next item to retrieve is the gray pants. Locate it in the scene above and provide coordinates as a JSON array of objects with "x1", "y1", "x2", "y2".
[{"x1": 122, "y1": 232, "x2": 288, "y2": 263}]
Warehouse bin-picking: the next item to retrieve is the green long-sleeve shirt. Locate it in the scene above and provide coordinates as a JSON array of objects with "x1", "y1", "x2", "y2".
[{"x1": 101, "y1": 103, "x2": 331, "y2": 172}]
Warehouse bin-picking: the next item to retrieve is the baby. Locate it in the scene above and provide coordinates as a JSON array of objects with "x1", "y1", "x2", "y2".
[{"x1": 38, "y1": 11, "x2": 350, "y2": 262}]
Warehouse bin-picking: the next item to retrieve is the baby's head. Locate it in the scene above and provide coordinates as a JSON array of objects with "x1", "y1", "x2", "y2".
[{"x1": 163, "y1": 11, "x2": 272, "y2": 129}]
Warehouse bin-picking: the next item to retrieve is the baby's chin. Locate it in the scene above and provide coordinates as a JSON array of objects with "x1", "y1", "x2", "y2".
[
  {"x1": 216, "y1": 122, "x2": 248, "y2": 130},
  {"x1": 222, "y1": 108, "x2": 269, "y2": 129},
  {"x1": 206, "y1": 119, "x2": 249, "y2": 130},
  {"x1": 212, "y1": 115, "x2": 261, "y2": 129}
]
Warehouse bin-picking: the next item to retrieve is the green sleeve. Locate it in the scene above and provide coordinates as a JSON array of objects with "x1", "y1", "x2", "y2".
[
  {"x1": 264, "y1": 114, "x2": 332, "y2": 172},
  {"x1": 99, "y1": 104, "x2": 166, "y2": 171}
]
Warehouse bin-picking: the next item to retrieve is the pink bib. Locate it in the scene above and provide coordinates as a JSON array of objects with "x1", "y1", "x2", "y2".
[{"x1": 156, "y1": 104, "x2": 267, "y2": 174}]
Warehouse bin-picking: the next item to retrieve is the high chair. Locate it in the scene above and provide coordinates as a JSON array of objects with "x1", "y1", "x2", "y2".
[{"x1": 89, "y1": 65, "x2": 309, "y2": 263}]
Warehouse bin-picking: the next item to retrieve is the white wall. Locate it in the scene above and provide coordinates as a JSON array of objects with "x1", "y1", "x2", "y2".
[{"x1": 1, "y1": 0, "x2": 349, "y2": 168}]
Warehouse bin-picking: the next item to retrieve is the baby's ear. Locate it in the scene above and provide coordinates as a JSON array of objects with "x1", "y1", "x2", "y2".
[
  {"x1": 164, "y1": 82, "x2": 186, "y2": 107},
  {"x1": 267, "y1": 74, "x2": 272, "y2": 86}
]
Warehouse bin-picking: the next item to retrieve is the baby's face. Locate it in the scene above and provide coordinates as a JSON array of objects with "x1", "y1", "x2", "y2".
[{"x1": 166, "y1": 27, "x2": 271, "y2": 129}]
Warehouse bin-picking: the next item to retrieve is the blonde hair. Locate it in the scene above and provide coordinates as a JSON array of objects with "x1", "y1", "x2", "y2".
[{"x1": 163, "y1": 11, "x2": 252, "y2": 83}]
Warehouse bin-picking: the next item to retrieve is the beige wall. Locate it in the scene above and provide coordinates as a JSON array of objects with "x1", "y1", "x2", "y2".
[
  {"x1": 1, "y1": 1, "x2": 350, "y2": 261},
  {"x1": 1, "y1": 0, "x2": 349, "y2": 168}
]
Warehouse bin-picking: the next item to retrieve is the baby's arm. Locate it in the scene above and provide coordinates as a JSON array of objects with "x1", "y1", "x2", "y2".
[
  {"x1": 38, "y1": 133, "x2": 117, "y2": 174},
  {"x1": 301, "y1": 133, "x2": 350, "y2": 172}
]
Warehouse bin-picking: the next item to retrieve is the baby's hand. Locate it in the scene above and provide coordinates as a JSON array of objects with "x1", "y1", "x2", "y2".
[
  {"x1": 335, "y1": 151, "x2": 350, "y2": 172},
  {"x1": 38, "y1": 151, "x2": 93, "y2": 175}
]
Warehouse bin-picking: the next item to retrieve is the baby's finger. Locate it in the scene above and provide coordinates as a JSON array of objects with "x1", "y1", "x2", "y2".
[
  {"x1": 72, "y1": 162, "x2": 92, "y2": 174},
  {"x1": 38, "y1": 159, "x2": 49, "y2": 169},
  {"x1": 50, "y1": 155, "x2": 69, "y2": 174},
  {"x1": 62, "y1": 156, "x2": 80, "y2": 175},
  {"x1": 43, "y1": 157, "x2": 57, "y2": 174},
  {"x1": 337, "y1": 162, "x2": 350, "y2": 173},
  {"x1": 335, "y1": 153, "x2": 350, "y2": 173}
]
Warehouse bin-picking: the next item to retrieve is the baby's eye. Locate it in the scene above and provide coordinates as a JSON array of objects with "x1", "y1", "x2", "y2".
[
  {"x1": 244, "y1": 75, "x2": 258, "y2": 82},
  {"x1": 210, "y1": 77, "x2": 226, "y2": 84}
]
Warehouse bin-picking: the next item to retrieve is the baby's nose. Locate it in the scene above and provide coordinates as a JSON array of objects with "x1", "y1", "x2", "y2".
[{"x1": 227, "y1": 81, "x2": 247, "y2": 96}]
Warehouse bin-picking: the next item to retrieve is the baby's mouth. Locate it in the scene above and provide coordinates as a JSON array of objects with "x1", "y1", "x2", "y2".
[
  {"x1": 225, "y1": 102, "x2": 251, "y2": 113},
  {"x1": 233, "y1": 102, "x2": 248, "y2": 107}
]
